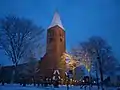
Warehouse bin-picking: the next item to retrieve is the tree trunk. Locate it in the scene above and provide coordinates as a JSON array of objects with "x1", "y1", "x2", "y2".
[
  {"x1": 99, "y1": 63, "x2": 104, "y2": 90},
  {"x1": 89, "y1": 71, "x2": 91, "y2": 90},
  {"x1": 11, "y1": 63, "x2": 17, "y2": 84},
  {"x1": 11, "y1": 66, "x2": 15, "y2": 83},
  {"x1": 95, "y1": 62, "x2": 100, "y2": 90},
  {"x1": 97, "y1": 55, "x2": 104, "y2": 90},
  {"x1": 96, "y1": 70, "x2": 100, "y2": 90},
  {"x1": 32, "y1": 76, "x2": 36, "y2": 86}
]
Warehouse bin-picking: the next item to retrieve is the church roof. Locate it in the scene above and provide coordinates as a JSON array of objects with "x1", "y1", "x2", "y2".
[{"x1": 48, "y1": 12, "x2": 64, "y2": 30}]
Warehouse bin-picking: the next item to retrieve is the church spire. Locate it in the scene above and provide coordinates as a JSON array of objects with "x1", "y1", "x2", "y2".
[{"x1": 48, "y1": 11, "x2": 64, "y2": 30}]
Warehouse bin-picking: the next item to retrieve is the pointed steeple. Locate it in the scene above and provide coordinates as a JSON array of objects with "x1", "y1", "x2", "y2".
[{"x1": 48, "y1": 11, "x2": 64, "y2": 30}]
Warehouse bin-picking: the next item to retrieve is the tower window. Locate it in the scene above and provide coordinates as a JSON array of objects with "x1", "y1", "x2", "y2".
[
  {"x1": 48, "y1": 31, "x2": 54, "y2": 37},
  {"x1": 60, "y1": 38, "x2": 62, "y2": 42}
]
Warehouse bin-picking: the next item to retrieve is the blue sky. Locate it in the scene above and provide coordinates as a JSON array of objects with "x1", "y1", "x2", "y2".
[{"x1": 0, "y1": 0, "x2": 120, "y2": 65}]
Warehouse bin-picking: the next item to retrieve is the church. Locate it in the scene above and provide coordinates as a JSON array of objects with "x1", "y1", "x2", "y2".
[{"x1": 38, "y1": 12, "x2": 76, "y2": 80}]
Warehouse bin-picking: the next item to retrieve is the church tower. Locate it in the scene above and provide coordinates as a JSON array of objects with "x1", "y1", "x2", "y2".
[
  {"x1": 39, "y1": 12, "x2": 66, "y2": 79},
  {"x1": 47, "y1": 12, "x2": 66, "y2": 61}
]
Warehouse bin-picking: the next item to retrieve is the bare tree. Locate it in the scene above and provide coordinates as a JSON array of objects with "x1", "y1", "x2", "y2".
[
  {"x1": 70, "y1": 36, "x2": 118, "y2": 90},
  {"x1": 19, "y1": 51, "x2": 40, "y2": 86},
  {"x1": 0, "y1": 15, "x2": 44, "y2": 82}
]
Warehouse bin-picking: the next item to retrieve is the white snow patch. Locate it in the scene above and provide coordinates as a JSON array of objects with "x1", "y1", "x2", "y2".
[
  {"x1": 0, "y1": 84, "x2": 117, "y2": 90},
  {"x1": 48, "y1": 12, "x2": 64, "y2": 30}
]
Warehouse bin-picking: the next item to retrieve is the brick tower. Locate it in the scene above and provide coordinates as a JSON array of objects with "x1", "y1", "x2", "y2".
[{"x1": 39, "y1": 12, "x2": 66, "y2": 79}]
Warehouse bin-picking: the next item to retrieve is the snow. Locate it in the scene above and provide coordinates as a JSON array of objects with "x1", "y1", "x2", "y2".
[
  {"x1": 0, "y1": 84, "x2": 118, "y2": 90},
  {"x1": 48, "y1": 12, "x2": 64, "y2": 30}
]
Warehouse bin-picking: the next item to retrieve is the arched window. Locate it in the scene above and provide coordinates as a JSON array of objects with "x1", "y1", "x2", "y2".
[{"x1": 60, "y1": 38, "x2": 62, "y2": 42}]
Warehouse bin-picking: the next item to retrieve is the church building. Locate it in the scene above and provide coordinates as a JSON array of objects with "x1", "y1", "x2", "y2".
[{"x1": 39, "y1": 12, "x2": 67, "y2": 79}]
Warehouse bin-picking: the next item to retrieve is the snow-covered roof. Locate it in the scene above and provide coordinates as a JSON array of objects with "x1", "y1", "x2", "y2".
[{"x1": 48, "y1": 12, "x2": 64, "y2": 30}]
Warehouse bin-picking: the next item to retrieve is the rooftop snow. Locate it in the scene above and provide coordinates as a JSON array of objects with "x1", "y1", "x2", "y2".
[{"x1": 48, "y1": 12, "x2": 64, "y2": 30}]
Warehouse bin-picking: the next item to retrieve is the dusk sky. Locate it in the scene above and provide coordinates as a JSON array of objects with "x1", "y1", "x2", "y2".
[{"x1": 0, "y1": 0, "x2": 120, "y2": 65}]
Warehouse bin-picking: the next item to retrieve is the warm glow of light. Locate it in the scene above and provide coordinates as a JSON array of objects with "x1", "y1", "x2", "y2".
[
  {"x1": 61, "y1": 52, "x2": 77, "y2": 70},
  {"x1": 61, "y1": 52, "x2": 92, "y2": 73},
  {"x1": 87, "y1": 68, "x2": 90, "y2": 72}
]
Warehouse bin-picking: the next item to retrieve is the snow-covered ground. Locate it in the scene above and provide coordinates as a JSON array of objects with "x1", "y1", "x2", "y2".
[{"x1": 0, "y1": 84, "x2": 117, "y2": 90}]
